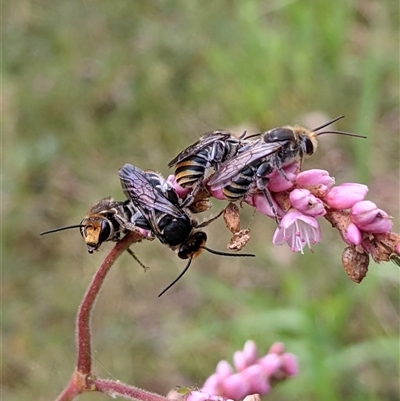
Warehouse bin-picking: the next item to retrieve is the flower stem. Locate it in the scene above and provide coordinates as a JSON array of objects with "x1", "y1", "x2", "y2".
[
  {"x1": 77, "y1": 230, "x2": 144, "y2": 373},
  {"x1": 55, "y1": 230, "x2": 145, "y2": 401}
]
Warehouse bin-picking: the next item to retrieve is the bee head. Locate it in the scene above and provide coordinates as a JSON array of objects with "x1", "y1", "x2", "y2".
[
  {"x1": 80, "y1": 216, "x2": 112, "y2": 253},
  {"x1": 177, "y1": 231, "x2": 207, "y2": 259}
]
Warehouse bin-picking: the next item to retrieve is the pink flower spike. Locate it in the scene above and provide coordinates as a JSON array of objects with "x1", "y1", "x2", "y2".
[
  {"x1": 344, "y1": 223, "x2": 362, "y2": 245},
  {"x1": 267, "y1": 161, "x2": 298, "y2": 192},
  {"x1": 272, "y1": 210, "x2": 321, "y2": 253},
  {"x1": 166, "y1": 175, "x2": 191, "y2": 199},
  {"x1": 289, "y1": 188, "x2": 326, "y2": 217},
  {"x1": 281, "y1": 353, "x2": 299, "y2": 377},
  {"x1": 324, "y1": 183, "x2": 368, "y2": 209},
  {"x1": 296, "y1": 169, "x2": 335, "y2": 189}
]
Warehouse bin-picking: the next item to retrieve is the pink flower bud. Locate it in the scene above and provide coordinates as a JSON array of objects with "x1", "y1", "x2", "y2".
[
  {"x1": 344, "y1": 223, "x2": 362, "y2": 245},
  {"x1": 233, "y1": 341, "x2": 258, "y2": 371},
  {"x1": 296, "y1": 169, "x2": 335, "y2": 189},
  {"x1": 241, "y1": 365, "x2": 270, "y2": 395},
  {"x1": 246, "y1": 193, "x2": 283, "y2": 219},
  {"x1": 233, "y1": 351, "x2": 248, "y2": 372},
  {"x1": 216, "y1": 360, "x2": 234, "y2": 380},
  {"x1": 281, "y1": 353, "x2": 299, "y2": 377},
  {"x1": 201, "y1": 374, "x2": 219, "y2": 395},
  {"x1": 258, "y1": 354, "x2": 281, "y2": 375},
  {"x1": 358, "y1": 214, "x2": 393, "y2": 234},
  {"x1": 268, "y1": 342, "x2": 285, "y2": 355},
  {"x1": 222, "y1": 374, "x2": 248, "y2": 399},
  {"x1": 243, "y1": 340, "x2": 258, "y2": 362},
  {"x1": 289, "y1": 188, "x2": 326, "y2": 217},
  {"x1": 267, "y1": 161, "x2": 298, "y2": 192},
  {"x1": 324, "y1": 183, "x2": 368, "y2": 209},
  {"x1": 351, "y1": 201, "x2": 393, "y2": 233}
]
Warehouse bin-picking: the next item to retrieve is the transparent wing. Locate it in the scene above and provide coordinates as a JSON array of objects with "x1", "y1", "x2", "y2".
[
  {"x1": 168, "y1": 130, "x2": 233, "y2": 167},
  {"x1": 119, "y1": 164, "x2": 184, "y2": 222},
  {"x1": 207, "y1": 140, "x2": 284, "y2": 189}
]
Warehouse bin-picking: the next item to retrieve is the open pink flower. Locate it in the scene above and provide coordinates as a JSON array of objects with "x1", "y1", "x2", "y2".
[{"x1": 272, "y1": 210, "x2": 321, "y2": 253}]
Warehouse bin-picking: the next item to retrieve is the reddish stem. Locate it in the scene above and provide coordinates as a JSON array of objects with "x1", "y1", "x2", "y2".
[
  {"x1": 55, "y1": 231, "x2": 145, "y2": 401},
  {"x1": 93, "y1": 378, "x2": 169, "y2": 401},
  {"x1": 77, "y1": 231, "x2": 144, "y2": 374}
]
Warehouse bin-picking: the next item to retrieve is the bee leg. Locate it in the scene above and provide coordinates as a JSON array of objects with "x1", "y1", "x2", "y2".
[
  {"x1": 180, "y1": 193, "x2": 195, "y2": 208},
  {"x1": 126, "y1": 248, "x2": 150, "y2": 271},
  {"x1": 197, "y1": 208, "x2": 225, "y2": 228},
  {"x1": 256, "y1": 162, "x2": 279, "y2": 225},
  {"x1": 277, "y1": 166, "x2": 289, "y2": 180},
  {"x1": 261, "y1": 187, "x2": 279, "y2": 225}
]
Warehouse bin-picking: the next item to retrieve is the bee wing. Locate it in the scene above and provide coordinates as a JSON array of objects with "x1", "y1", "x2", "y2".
[
  {"x1": 167, "y1": 130, "x2": 232, "y2": 167},
  {"x1": 208, "y1": 141, "x2": 284, "y2": 188},
  {"x1": 119, "y1": 164, "x2": 185, "y2": 224}
]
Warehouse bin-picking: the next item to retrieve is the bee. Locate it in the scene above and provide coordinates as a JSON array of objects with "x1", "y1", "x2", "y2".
[
  {"x1": 208, "y1": 116, "x2": 366, "y2": 222},
  {"x1": 119, "y1": 163, "x2": 255, "y2": 297},
  {"x1": 40, "y1": 198, "x2": 153, "y2": 269},
  {"x1": 168, "y1": 129, "x2": 249, "y2": 193}
]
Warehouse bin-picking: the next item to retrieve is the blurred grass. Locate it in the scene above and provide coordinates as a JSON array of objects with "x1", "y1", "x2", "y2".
[{"x1": 3, "y1": 1, "x2": 399, "y2": 400}]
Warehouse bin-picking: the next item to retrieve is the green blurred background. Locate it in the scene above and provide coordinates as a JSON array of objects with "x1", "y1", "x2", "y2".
[{"x1": 4, "y1": 1, "x2": 399, "y2": 400}]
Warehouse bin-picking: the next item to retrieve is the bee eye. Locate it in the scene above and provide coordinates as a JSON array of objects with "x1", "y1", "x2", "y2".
[
  {"x1": 304, "y1": 138, "x2": 315, "y2": 155},
  {"x1": 98, "y1": 221, "x2": 111, "y2": 244},
  {"x1": 79, "y1": 223, "x2": 87, "y2": 238}
]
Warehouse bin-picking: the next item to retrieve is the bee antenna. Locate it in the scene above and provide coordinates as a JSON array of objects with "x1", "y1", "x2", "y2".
[
  {"x1": 201, "y1": 246, "x2": 255, "y2": 258},
  {"x1": 238, "y1": 130, "x2": 248, "y2": 139},
  {"x1": 40, "y1": 224, "x2": 85, "y2": 236},
  {"x1": 158, "y1": 258, "x2": 193, "y2": 297},
  {"x1": 242, "y1": 132, "x2": 261, "y2": 140},
  {"x1": 315, "y1": 130, "x2": 367, "y2": 139},
  {"x1": 312, "y1": 115, "x2": 345, "y2": 132}
]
